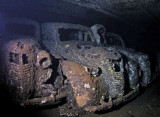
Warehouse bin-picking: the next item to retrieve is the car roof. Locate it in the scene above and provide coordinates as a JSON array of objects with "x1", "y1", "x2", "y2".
[
  {"x1": 42, "y1": 22, "x2": 92, "y2": 33},
  {"x1": 4, "y1": 17, "x2": 40, "y2": 41}
]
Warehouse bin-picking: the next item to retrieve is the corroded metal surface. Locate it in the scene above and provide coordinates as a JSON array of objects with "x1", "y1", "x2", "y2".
[
  {"x1": 41, "y1": 22, "x2": 151, "y2": 97},
  {"x1": 51, "y1": 41, "x2": 125, "y2": 99},
  {"x1": 90, "y1": 23, "x2": 151, "y2": 87},
  {"x1": 58, "y1": 60, "x2": 109, "y2": 116},
  {"x1": 36, "y1": 50, "x2": 51, "y2": 69},
  {"x1": 108, "y1": 47, "x2": 151, "y2": 87},
  {"x1": 58, "y1": 60, "x2": 140, "y2": 116},
  {"x1": 0, "y1": 20, "x2": 152, "y2": 117},
  {"x1": 3, "y1": 39, "x2": 38, "y2": 99},
  {"x1": 3, "y1": 39, "x2": 54, "y2": 100},
  {"x1": 61, "y1": 61, "x2": 106, "y2": 108},
  {"x1": 40, "y1": 22, "x2": 152, "y2": 116}
]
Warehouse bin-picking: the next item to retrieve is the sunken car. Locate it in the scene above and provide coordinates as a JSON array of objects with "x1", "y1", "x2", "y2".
[
  {"x1": 1, "y1": 17, "x2": 40, "y2": 41},
  {"x1": 1, "y1": 39, "x2": 68, "y2": 104},
  {"x1": 0, "y1": 19, "x2": 152, "y2": 117},
  {"x1": 41, "y1": 22, "x2": 151, "y2": 88},
  {"x1": 0, "y1": 17, "x2": 41, "y2": 80},
  {"x1": 41, "y1": 22, "x2": 152, "y2": 115}
]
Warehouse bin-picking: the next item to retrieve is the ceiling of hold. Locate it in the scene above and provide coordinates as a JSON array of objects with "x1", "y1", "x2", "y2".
[
  {"x1": 1, "y1": 0, "x2": 160, "y2": 24},
  {"x1": 63, "y1": 0, "x2": 160, "y2": 22},
  {"x1": 64, "y1": 0, "x2": 160, "y2": 12}
]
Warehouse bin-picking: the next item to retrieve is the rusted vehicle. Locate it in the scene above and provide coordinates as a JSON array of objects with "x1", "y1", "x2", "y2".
[
  {"x1": 0, "y1": 17, "x2": 41, "y2": 87},
  {"x1": 0, "y1": 20, "x2": 152, "y2": 117},
  {"x1": 1, "y1": 39, "x2": 67, "y2": 106},
  {"x1": 41, "y1": 22, "x2": 151, "y2": 116},
  {"x1": 41, "y1": 22, "x2": 151, "y2": 87},
  {"x1": 0, "y1": 18, "x2": 43, "y2": 100}
]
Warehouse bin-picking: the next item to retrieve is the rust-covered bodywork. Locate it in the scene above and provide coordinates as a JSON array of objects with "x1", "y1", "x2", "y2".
[
  {"x1": 3, "y1": 39, "x2": 39, "y2": 99},
  {"x1": 58, "y1": 61, "x2": 109, "y2": 116},
  {"x1": 41, "y1": 22, "x2": 151, "y2": 88},
  {"x1": 40, "y1": 22, "x2": 151, "y2": 116},
  {"x1": 0, "y1": 37, "x2": 150, "y2": 116},
  {"x1": 61, "y1": 61, "x2": 106, "y2": 108},
  {"x1": 0, "y1": 22, "x2": 152, "y2": 117},
  {"x1": 56, "y1": 42, "x2": 125, "y2": 99},
  {"x1": 2, "y1": 39, "x2": 55, "y2": 101},
  {"x1": 58, "y1": 60, "x2": 139, "y2": 116}
]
